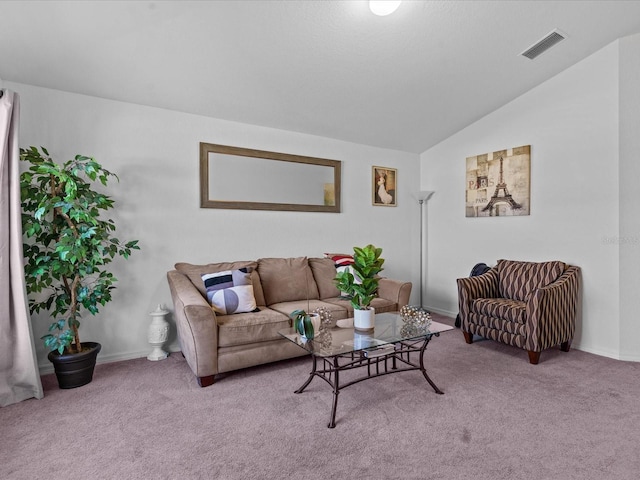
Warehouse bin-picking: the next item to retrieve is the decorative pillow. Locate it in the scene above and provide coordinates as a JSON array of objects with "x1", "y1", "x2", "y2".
[
  {"x1": 201, "y1": 268, "x2": 257, "y2": 315},
  {"x1": 324, "y1": 253, "x2": 355, "y2": 266}
]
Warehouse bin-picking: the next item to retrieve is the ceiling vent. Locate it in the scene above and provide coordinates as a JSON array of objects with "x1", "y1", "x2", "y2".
[{"x1": 521, "y1": 29, "x2": 566, "y2": 60}]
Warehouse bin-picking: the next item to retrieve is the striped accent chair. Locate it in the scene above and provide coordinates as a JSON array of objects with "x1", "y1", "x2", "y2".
[{"x1": 457, "y1": 259, "x2": 581, "y2": 364}]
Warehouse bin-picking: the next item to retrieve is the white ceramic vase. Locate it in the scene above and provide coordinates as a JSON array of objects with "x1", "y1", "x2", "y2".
[
  {"x1": 354, "y1": 307, "x2": 375, "y2": 332},
  {"x1": 301, "y1": 313, "x2": 322, "y2": 340},
  {"x1": 147, "y1": 304, "x2": 169, "y2": 361}
]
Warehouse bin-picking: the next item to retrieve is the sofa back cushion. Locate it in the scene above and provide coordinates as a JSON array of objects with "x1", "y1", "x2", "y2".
[
  {"x1": 309, "y1": 257, "x2": 340, "y2": 299},
  {"x1": 497, "y1": 259, "x2": 565, "y2": 301},
  {"x1": 258, "y1": 257, "x2": 320, "y2": 305},
  {"x1": 174, "y1": 261, "x2": 266, "y2": 306}
]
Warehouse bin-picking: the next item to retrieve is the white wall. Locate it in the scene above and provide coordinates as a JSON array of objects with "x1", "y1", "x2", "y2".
[
  {"x1": 618, "y1": 33, "x2": 640, "y2": 361},
  {"x1": 420, "y1": 40, "x2": 629, "y2": 359},
  {"x1": 7, "y1": 82, "x2": 421, "y2": 372}
]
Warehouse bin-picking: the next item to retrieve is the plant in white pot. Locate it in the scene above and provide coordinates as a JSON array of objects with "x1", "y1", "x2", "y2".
[
  {"x1": 289, "y1": 309, "x2": 322, "y2": 341},
  {"x1": 334, "y1": 244, "x2": 384, "y2": 331},
  {"x1": 20, "y1": 146, "x2": 140, "y2": 389}
]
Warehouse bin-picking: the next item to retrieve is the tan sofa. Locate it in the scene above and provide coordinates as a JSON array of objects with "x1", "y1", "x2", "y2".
[{"x1": 167, "y1": 256, "x2": 412, "y2": 387}]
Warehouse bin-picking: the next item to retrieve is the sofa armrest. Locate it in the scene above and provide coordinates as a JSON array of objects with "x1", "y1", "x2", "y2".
[
  {"x1": 456, "y1": 268, "x2": 499, "y2": 327},
  {"x1": 525, "y1": 266, "x2": 581, "y2": 352},
  {"x1": 167, "y1": 270, "x2": 219, "y2": 378},
  {"x1": 377, "y1": 277, "x2": 412, "y2": 308}
]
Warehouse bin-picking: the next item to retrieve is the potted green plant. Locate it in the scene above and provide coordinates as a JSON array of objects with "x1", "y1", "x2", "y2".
[
  {"x1": 289, "y1": 309, "x2": 321, "y2": 340},
  {"x1": 334, "y1": 244, "x2": 384, "y2": 331},
  {"x1": 20, "y1": 146, "x2": 140, "y2": 389}
]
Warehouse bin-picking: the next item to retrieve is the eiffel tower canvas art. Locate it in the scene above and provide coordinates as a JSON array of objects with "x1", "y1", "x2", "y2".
[{"x1": 465, "y1": 145, "x2": 530, "y2": 217}]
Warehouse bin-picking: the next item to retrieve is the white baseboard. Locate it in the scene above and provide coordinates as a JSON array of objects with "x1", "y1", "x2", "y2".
[
  {"x1": 424, "y1": 306, "x2": 457, "y2": 318},
  {"x1": 37, "y1": 319, "x2": 639, "y2": 376},
  {"x1": 426, "y1": 307, "x2": 640, "y2": 362},
  {"x1": 571, "y1": 343, "x2": 640, "y2": 362},
  {"x1": 38, "y1": 345, "x2": 182, "y2": 376}
]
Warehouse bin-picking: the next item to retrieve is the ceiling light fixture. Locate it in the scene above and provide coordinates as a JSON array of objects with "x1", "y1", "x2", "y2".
[{"x1": 369, "y1": 1, "x2": 401, "y2": 16}]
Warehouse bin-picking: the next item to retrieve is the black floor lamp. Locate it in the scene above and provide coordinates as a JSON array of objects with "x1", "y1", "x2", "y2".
[{"x1": 418, "y1": 191, "x2": 435, "y2": 308}]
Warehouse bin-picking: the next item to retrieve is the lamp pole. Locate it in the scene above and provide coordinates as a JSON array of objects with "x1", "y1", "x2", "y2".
[
  {"x1": 419, "y1": 198, "x2": 425, "y2": 307},
  {"x1": 418, "y1": 192, "x2": 434, "y2": 308}
]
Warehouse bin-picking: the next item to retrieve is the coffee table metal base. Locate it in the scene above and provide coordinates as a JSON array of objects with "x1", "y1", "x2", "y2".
[{"x1": 294, "y1": 334, "x2": 443, "y2": 428}]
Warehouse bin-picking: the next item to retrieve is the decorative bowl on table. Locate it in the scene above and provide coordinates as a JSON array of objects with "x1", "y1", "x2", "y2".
[
  {"x1": 399, "y1": 305, "x2": 432, "y2": 328},
  {"x1": 312, "y1": 306, "x2": 335, "y2": 328}
]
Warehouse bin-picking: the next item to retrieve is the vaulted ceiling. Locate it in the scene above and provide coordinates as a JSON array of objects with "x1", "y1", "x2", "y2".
[{"x1": 2, "y1": 1, "x2": 640, "y2": 153}]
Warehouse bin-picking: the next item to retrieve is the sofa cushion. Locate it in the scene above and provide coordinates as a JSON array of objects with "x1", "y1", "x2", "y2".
[
  {"x1": 471, "y1": 297, "x2": 526, "y2": 324},
  {"x1": 258, "y1": 257, "x2": 319, "y2": 305},
  {"x1": 468, "y1": 313, "x2": 527, "y2": 341},
  {"x1": 268, "y1": 299, "x2": 349, "y2": 322},
  {"x1": 497, "y1": 260, "x2": 565, "y2": 302},
  {"x1": 202, "y1": 268, "x2": 257, "y2": 315},
  {"x1": 174, "y1": 261, "x2": 266, "y2": 305},
  {"x1": 216, "y1": 308, "x2": 290, "y2": 348},
  {"x1": 308, "y1": 257, "x2": 340, "y2": 299}
]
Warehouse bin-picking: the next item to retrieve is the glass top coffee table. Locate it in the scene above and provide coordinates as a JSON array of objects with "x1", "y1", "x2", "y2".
[{"x1": 279, "y1": 312, "x2": 453, "y2": 428}]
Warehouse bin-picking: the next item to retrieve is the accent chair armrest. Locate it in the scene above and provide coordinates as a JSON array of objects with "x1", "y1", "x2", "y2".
[
  {"x1": 525, "y1": 266, "x2": 581, "y2": 352},
  {"x1": 456, "y1": 268, "x2": 499, "y2": 323}
]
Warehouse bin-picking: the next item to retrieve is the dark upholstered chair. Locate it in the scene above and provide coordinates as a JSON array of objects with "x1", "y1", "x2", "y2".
[{"x1": 457, "y1": 259, "x2": 581, "y2": 364}]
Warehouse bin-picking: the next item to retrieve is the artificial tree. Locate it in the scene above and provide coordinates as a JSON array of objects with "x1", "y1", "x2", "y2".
[{"x1": 20, "y1": 146, "x2": 139, "y2": 356}]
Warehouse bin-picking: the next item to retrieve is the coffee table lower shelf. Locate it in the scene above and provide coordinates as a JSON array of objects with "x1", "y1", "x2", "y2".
[{"x1": 294, "y1": 335, "x2": 444, "y2": 428}]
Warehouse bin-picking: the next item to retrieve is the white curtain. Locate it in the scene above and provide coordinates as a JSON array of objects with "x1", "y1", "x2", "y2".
[{"x1": 0, "y1": 89, "x2": 44, "y2": 406}]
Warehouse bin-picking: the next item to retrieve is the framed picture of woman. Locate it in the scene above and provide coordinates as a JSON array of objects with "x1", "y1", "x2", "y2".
[{"x1": 372, "y1": 166, "x2": 397, "y2": 206}]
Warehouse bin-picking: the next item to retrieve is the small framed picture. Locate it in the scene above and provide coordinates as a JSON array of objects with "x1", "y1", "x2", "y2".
[{"x1": 372, "y1": 166, "x2": 397, "y2": 206}]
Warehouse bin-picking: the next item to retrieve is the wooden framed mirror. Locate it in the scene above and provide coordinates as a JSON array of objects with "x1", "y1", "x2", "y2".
[{"x1": 199, "y1": 143, "x2": 341, "y2": 212}]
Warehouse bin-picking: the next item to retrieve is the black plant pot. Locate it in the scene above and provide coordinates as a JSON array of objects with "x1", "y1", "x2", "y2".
[{"x1": 47, "y1": 342, "x2": 102, "y2": 389}]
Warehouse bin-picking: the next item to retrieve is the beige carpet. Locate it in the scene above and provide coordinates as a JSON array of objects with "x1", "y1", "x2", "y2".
[{"x1": 2, "y1": 314, "x2": 639, "y2": 480}]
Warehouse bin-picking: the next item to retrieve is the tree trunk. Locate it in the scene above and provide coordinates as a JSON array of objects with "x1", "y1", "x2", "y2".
[{"x1": 70, "y1": 275, "x2": 81, "y2": 353}]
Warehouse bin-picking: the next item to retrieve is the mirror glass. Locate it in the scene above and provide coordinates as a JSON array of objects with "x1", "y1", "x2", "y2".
[{"x1": 200, "y1": 143, "x2": 341, "y2": 212}]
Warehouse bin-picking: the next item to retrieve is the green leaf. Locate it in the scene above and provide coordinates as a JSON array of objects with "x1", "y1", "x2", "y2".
[
  {"x1": 289, "y1": 309, "x2": 306, "y2": 320},
  {"x1": 303, "y1": 316, "x2": 314, "y2": 339}
]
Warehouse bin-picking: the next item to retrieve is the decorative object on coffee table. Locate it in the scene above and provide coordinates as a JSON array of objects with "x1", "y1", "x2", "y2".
[
  {"x1": 334, "y1": 244, "x2": 384, "y2": 332},
  {"x1": 312, "y1": 306, "x2": 334, "y2": 328},
  {"x1": 289, "y1": 309, "x2": 322, "y2": 340},
  {"x1": 147, "y1": 304, "x2": 170, "y2": 361},
  {"x1": 400, "y1": 305, "x2": 432, "y2": 328}
]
